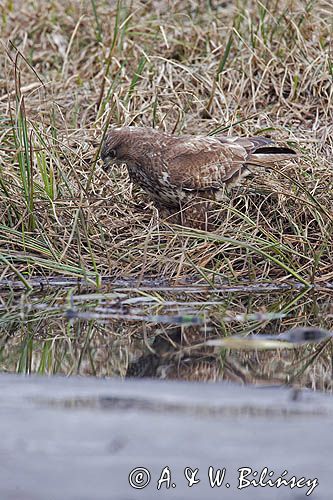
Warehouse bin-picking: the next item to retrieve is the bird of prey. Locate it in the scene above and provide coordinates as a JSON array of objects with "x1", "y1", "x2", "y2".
[{"x1": 101, "y1": 126, "x2": 297, "y2": 228}]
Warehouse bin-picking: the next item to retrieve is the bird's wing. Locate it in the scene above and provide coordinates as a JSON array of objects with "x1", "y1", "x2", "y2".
[{"x1": 164, "y1": 137, "x2": 249, "y2": 190}]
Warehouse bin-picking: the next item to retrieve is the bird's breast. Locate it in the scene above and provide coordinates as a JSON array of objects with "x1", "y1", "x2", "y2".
[{"x1": 126, "y1": 162, "x2": 187, "y2": 207}]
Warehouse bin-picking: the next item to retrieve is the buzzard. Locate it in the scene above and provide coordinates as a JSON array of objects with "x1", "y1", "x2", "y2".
[{"x1": 101, "y1": 126, "x2": 297, "y2": 228}]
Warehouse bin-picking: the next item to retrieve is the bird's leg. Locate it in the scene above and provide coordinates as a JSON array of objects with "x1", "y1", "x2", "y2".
[
  {"x1": 179, "y1": 197, "x2": 213, "y2": 231},
  {"x1": 154, "y1": 203, "x2": 182, "y2": 225},
  {"x1": 154, "y1": 199, "x2": 215, "y2": 231}
]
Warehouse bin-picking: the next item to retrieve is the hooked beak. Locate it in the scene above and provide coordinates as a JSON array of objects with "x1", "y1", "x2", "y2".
[
  {"x1": 101, "y1": 157, "x2": 122, "y2": 172},
  {"x1": 101, "y1": 158, "x2": 110, "y2": 172}
]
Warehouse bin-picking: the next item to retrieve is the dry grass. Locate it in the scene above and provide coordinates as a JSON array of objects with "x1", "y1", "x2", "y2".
[
  {"x1": 0, "y1": 0, "x2": 332, "y2": 384},
  {"x1": 1, "y1": 0, "x2": 332, "y2": 284}
]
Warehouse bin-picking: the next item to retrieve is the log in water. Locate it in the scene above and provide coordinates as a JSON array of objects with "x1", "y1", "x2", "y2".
[{"x1": 0, "y1": 374, "x2": 331, "y2": 499}]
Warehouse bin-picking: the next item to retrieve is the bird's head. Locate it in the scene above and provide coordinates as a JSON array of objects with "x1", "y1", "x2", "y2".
[
  {"x1": 100, "y1": 128, "x2": 129, "y2": 171},
  {"x1": 101, "y1": 127, "x2": 150, "y2": 171}
]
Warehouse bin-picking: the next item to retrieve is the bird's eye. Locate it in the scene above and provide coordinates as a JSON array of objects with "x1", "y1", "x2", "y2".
[{"x1": 110, "y1": 149, "x2": 117, "y2": 158}]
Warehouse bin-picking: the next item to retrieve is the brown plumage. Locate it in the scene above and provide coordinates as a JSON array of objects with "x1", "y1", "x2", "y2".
[{"x1": 101, "y1": 126, "x2": 297, "y2": 228}]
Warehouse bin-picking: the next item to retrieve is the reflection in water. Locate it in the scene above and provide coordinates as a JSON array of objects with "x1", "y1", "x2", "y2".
[{"x1": 0, "y1": 283, "x2": 332, "y2": 390}]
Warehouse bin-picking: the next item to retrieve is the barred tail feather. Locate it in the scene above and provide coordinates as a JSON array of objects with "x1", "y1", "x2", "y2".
[{"x1": 249, "y1": 149, "x2": 297, "y2": 165}]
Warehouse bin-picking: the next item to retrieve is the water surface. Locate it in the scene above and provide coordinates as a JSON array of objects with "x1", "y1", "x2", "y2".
[{"x1": 1, "y1": 278, "x2": 332, "y2": 390}]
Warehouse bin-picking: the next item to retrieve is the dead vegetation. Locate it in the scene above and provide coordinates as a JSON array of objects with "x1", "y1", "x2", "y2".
[{"x1": 0, "y1": 0, "x2": 332, "y2": 384}]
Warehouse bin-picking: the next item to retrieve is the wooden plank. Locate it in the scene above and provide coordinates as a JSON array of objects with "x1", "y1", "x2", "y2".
[{"x1": 0, "y1": 374, "x2": 331, "y2": 499}]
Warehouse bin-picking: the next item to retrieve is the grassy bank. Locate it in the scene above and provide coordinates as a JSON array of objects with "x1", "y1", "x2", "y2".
[{"x1": 0, "y1": 0, "x2": 332, "y2": 286}]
